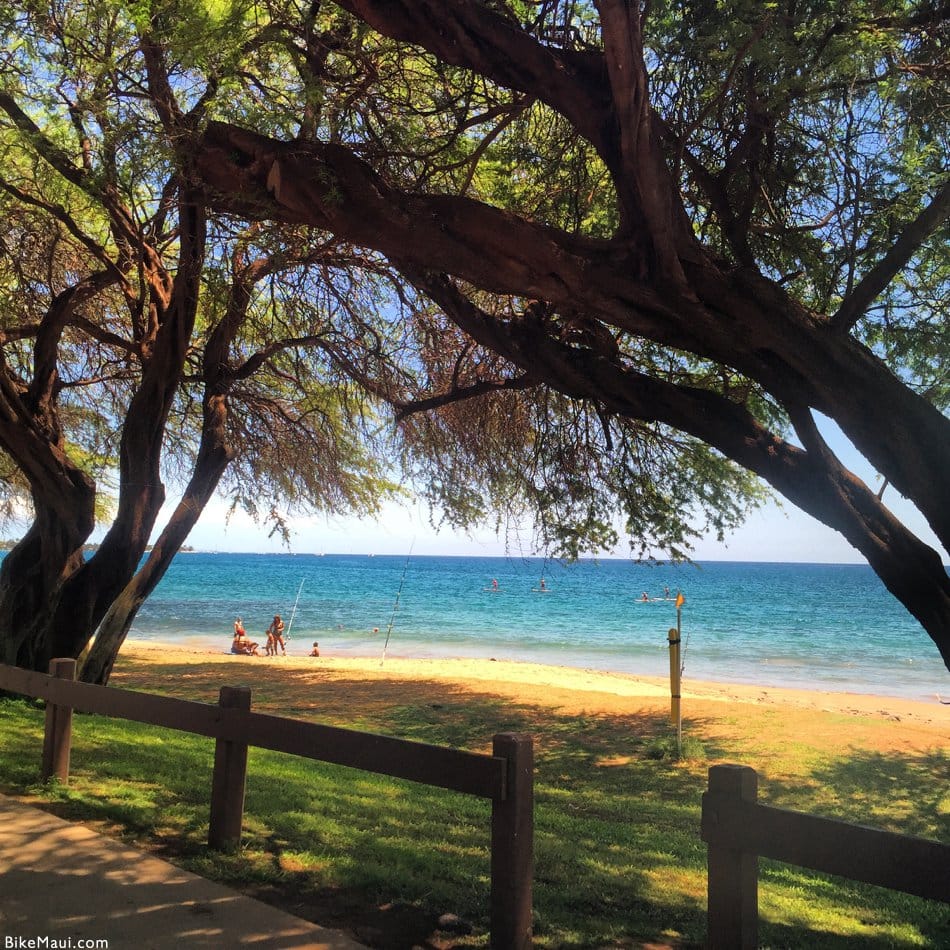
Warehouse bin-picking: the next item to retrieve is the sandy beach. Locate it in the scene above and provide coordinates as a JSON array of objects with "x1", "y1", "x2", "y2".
[{"x1": 117, "y1": 643, "x2": 950, "y2": 752}]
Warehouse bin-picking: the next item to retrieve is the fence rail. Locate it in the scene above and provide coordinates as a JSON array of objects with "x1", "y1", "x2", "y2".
[
  {"x1": 0, "y1": 659, "x2": 533, "y2": 949},
  {"x1": 701, "y1": 763, "x2": 950, "y2": 949}
]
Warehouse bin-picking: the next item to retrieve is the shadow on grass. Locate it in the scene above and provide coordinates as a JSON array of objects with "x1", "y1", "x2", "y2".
[
  {"x1": 753, "y1": 747, "x2": 950, "y2": 950},
  {"x1": 768, "y1": 747, "x2": 950, "y2": 839},
  {"x1": 0, "y1": 658, "x2": 946, "y2": 948}
]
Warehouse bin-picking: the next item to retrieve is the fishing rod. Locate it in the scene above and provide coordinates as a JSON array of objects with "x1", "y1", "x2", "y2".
[
  {"x1": 678, "y1": 592, "x2": 691, "y2": 677},
  {"x1": 285, "y1": 577, "x2": 305, "y2": 640},
  {"x1": 381, "y1": 540, "x2": 414, "y2": 667}
]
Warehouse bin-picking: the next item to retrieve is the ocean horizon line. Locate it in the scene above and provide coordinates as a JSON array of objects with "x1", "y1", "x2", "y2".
[{"x1": 179, "y1": 550, "x2": 934, "y2": 568}]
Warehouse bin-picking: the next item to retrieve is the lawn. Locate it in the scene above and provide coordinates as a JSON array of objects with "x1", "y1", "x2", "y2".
[{"x1": 0, "y1": 652, "x2": 946, "y2": 948}]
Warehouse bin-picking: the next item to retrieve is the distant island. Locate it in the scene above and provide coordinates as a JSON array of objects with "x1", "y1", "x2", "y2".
[{"x1": 0, "y1": 540, "x2": 194, "y2": 553}]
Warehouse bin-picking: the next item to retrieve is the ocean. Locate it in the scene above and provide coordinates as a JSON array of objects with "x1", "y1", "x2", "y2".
[{"x1": 128, "y1": 554, "x2": 950, "y2": 702}]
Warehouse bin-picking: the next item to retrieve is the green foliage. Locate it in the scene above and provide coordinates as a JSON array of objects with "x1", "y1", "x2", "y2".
[
  {"x1": 400, "y1": 379, "x2": 766, "y2": 561},
  {"x1": 649, "y1": 0, "x2": 949, "y2": 363},
  {"x1": 0, "y1": 0, "x2": 408, "y2": 539},
  {"x1": 644, "y1": 734, "x2": 707, "y2": 761}
]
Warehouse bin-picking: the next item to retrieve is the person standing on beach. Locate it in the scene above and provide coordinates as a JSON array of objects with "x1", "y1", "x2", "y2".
[{"x1": 267, "y1": 614, "x2": 286, "y2": 655}]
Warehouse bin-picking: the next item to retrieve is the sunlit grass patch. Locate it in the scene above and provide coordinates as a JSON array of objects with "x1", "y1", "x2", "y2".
[{"x1": 759, "y1": 862, "x2": 947, "y2": 948}]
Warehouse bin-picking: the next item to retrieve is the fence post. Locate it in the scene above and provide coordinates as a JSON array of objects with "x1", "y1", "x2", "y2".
[
  {"x1": 41, "y1": 658, "x2": 76, "y2": 783},
  {"x1": 491, "y1": 732, "x2": 534, "y2": 949},
  {"x1": 208, "y1": 685, "x2": 251, "y2": 852},
  {"x1": 705, "y1": 764, "x2": 758, "y2": 950}
]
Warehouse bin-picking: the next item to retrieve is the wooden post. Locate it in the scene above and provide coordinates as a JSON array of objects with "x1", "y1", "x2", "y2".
[
  {"x1": 208, "y1": 685, "x2": 251, "y2": 852},
  {"x1": 705, "y1": 764, "x2": 759, "y2": 950},
  {"x1": 41, "y1": 658, "x2": 76, "y2": 783},
  {"x1": 670, "y1": 593, "x2": 685, "y2": 753},
  {"x1": 667, "y1": 627, "x2": 681, "y2": 731},
  {"x1": 491, "y1": 732, "x2": 534, "y2": 949}
]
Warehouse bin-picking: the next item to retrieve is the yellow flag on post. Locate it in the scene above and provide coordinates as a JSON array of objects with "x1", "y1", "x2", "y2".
[{"x1": 675, "y1": 591, "x2": 685, "y2": 609}]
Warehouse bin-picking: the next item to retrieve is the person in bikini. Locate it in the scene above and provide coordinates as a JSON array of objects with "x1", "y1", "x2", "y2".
[{"x1": 266, "y1": 614, "x2": 286, "y2": 655}]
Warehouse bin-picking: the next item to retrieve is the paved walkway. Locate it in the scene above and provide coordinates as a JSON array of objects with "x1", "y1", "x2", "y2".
[{"x1": 0, "y1": 794, "x2": 365, "y2": 949}]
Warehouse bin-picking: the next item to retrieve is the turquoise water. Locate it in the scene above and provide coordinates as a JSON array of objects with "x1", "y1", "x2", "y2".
[{"x1": 129, "y1": 554, "x2": 949, "y2": 702}]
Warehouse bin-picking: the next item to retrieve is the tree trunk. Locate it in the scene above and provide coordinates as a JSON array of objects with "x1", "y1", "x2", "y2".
[
  {"x1": 0, "y1": 519, "x2": 89, "y2": 670},
  {"x1": 0, "y1": 438, "x2": 97, "y2": 669},
  {"x1": 81, "y1": 391, "x2": 234, "y2": 684},
  {"x1": 0, "y1": 188, "x2": 205, "y2": 674}
]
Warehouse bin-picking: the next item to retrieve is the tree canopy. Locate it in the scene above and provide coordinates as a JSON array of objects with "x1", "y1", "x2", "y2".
[
  {"x1": 0, "y1": 0, "x2": 415, "y2": 680},
  {"x1": 1, "y1": 1, "x2": 949, "y2": 678}
]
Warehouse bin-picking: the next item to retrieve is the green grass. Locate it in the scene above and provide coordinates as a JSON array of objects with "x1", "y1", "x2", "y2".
[{"x1": 0, "y1": 683, "x2": 947, "y2": 948}]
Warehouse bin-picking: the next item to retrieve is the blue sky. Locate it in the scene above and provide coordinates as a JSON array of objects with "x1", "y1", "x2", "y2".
[
  {"x1": 182, "y1": 486, "x2": 941, "y2": 563},
  {"x1": 183, "y1": 418, "x2": 947, "y2": 563}
]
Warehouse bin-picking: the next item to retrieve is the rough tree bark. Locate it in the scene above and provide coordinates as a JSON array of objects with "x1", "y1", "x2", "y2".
[
  {"x1": 0, "y1": 281, "x2": 104, "y2": 668},
  {"x1": 78, "y1": 389, "x2": 233, "y2": 685}
]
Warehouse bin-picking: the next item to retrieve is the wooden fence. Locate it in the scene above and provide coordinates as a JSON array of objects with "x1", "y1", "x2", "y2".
[
  {"x1": 701, "y1": 763, "x2": 950, "y2": 949},
  {"x1": 0, "y1": 658, "x2": 533, "y2": 950}
]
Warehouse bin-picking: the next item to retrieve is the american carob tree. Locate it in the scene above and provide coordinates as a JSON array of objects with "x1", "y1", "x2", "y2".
[{"x1": 1, "y1": 1, "x2": 949, "y2": 679}]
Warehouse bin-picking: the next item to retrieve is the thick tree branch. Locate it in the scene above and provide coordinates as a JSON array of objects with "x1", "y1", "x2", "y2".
[
  {"x1": 196, "y1": 120, "x2": 950, "y2": 557},
  {"x1": 196, "y1": 122, "x2": 698, "y2": 340},
  {"x1": 338, "y1": 0, "x2": 699, "y2": 270},
  {"x1": 413, "y1": 272, "x2": 950, "y2": 666},
  {"x1": 0, "y1": 351, "x2": 96, "y2": 529},
  {"x1": 28, "y1": 271, "x2": 120, "y2": 424},
  {"x1": 335, "y1": 0, "x2": 615, "y2": 158},
  {"x1": 596, "y1": 0, "x2": 686, "y2": 277}
]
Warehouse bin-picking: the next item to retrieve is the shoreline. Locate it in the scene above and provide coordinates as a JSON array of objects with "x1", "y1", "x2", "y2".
[
  {"x1": 120, "y1": 641, "x2": 950, "y2": 728},
  {"x1": 124, "y1": 610, "x2": 949, "y2": 705}
]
